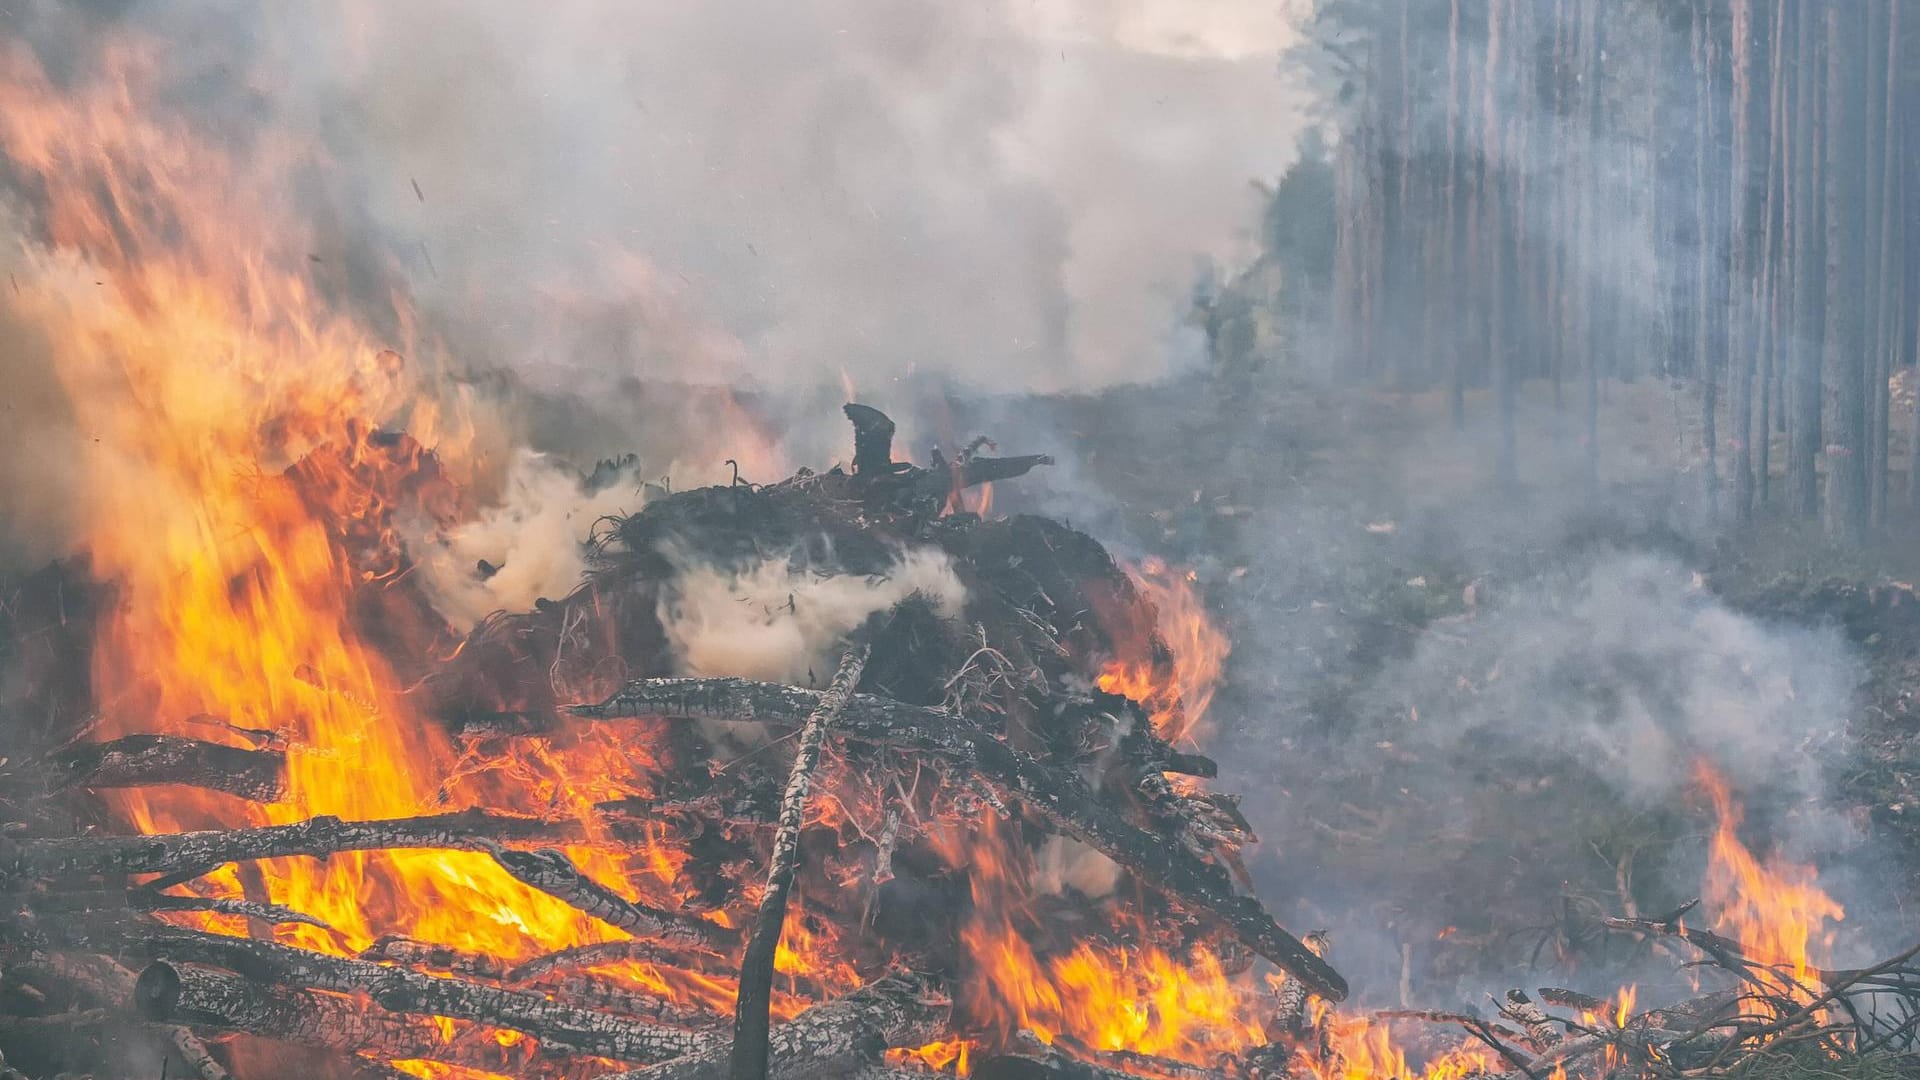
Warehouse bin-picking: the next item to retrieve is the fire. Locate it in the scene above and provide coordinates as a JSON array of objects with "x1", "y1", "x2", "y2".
[
  {"x1": 1612, "y1": 984, "x2": 1636, "y2": 1028},
  {"x1": 1096, "y1": 559, "x2": 1230, "y2": 744},
  {"x1": 1302, "y1": 1011, "x2": 1499, "y2": 1080},
  {"x1": 1696, "y1": 763, "x2": 1844, "y2": 986},
  {"x1": 888, "y1": 1039, "x2": 972, "y2": 1075},
  {"x1": 0, "y1": 35, "x2": 697, "y2": 978}
]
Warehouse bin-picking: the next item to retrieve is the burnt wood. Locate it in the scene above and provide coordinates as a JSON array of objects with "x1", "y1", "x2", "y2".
[{"x1": 55, "y1": 734, "x2": 286, "y2": 802}]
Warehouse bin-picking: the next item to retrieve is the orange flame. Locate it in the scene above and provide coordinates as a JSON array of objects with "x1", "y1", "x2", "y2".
[
  {"x1": 0, "y1": 37, "x2": 716, "y2": 989},
  {"x1": 1696, "y1": 762, "x2": 1844, "y2": 986},
  {"x1": 1301, "y1": 1008, "x2": 1499, "y2": 1080},
  {"x1": 1096, "y1": 559, "x2": 1230, "y2": 743},
  {"x1": 887, "y1": 1039, "x2": 972, "y2": 1075}
]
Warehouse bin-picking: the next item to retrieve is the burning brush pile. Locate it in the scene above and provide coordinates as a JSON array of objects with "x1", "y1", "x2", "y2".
[
  {"x1": 0, "y1": 398, "x2": 1343, "y2": 1080},
  {"x1": 3, "y1": 397, "x2": 1920, "y2": 1080}
]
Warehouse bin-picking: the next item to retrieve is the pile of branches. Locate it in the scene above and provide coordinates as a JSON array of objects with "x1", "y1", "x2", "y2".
[
  {"x1": 1362, "y1": 907, "x2": 1920, "y2": 1080},
  {"x1": 0, "y1": 406, "x2": 1343, "y2": 1079}
]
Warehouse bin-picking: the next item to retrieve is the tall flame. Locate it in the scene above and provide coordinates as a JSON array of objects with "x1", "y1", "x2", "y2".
[
  {"x1": 1096, "y1": 558, "x2": 1230, "y2": 744},
  {"x1": 1696, "y1": 762, "x2": 1844, "y2": 986},
  {"x1": 0, "y1": 37, "x2": 679, "y2": 970}
]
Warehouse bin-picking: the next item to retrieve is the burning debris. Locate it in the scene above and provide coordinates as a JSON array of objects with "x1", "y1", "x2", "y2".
[
  {"x1": 2, "y1": 399, "x2": 1913, "y2": 1080},
  {"x1": 0, "y1": 403, "x2": 1344, "y2": 1079}
]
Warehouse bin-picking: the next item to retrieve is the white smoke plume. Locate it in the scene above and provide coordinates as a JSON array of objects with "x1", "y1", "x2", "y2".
[
  {"x1": 401, "y1": 451, "x2": 648, "y2": 631},
  {"x1": 657, "y1": 546, "x2": 966, "y2": 684}
]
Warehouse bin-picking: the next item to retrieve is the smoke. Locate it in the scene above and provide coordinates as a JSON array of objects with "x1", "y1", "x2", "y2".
[
  {"x1": 1354, "y1": 550, "x2": 1858, "y2": 811},
  {"x1": 400, "y1": 451, "x2": 648, "y2": 631},
  {"x1": 657, "y1": 546, "x2": 965, "y2": 684},
  {"x1": 34, "y1": 0, "x2": 1307, "y2": 395}
]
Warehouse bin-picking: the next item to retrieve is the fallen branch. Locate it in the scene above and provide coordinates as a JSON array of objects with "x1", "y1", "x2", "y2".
[
  {"x1": 506, "y1": 939, "x2": 739, "y2": 987},
  {"x1": 4, "y1": 809, "x2": 601, "y2": 886},
  {"x1": 54, "y1": 734, "x2": 286, "y2": 802},
  {"x1": 136, "y1": 961, "x2": 538, "y2": 1073},
  {"x1": 602, "y1": 973, "x2": 946, "y2": 1080},
  {"x1": 733, "y1": 641, "x2": 871, "y2": 1080},
  {"x1": 570, "y1": 678, "x2": 1348, "y2": 1001},
  {"x1": 36, "y1": 922, "x2": 713, "y2": 1066},
  {"x1": 485, "y1": 845, "x2": 730, "y2": 950}
]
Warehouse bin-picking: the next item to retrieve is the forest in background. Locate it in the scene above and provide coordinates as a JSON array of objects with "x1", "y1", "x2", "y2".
[{"x1": 1211, "y1": 0, "x2": 1920, "y2": 546}]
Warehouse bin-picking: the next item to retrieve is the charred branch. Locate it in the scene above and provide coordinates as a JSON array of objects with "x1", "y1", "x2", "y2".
[
  {"x1": 602, "y1": 973, "x2": 946, "y2": 1080},
  {"x1": 136, "y1": 961, "x2": 538, "y2": 1073},
  {"x1": 485, "y1": 844, "x2": 730, "y2": 950},
  {"x1": 4, "y1": 809, "x2": 601, "y2": 887},
  {"x1": 39, "y1": 923, "x2": 714, "y2": 1066},
  {"x1": 732, "y1": 641, "x2": 872, "y2": 1080},
  {"x1": 54, "y1": 734, "x2": 286, "y2": 802},
  {"x1": 570, "y1": 677, "x2": 1348, "y2": 1001}
]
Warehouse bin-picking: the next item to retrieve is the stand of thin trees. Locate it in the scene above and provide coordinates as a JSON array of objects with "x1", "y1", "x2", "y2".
[{"x1": 1289, "y1": 0, "x2": 1916, "y2": 539}]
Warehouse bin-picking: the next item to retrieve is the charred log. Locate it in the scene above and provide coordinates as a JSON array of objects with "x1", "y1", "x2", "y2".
[
  {"x1": 35, "y1": 923, "x2": 713, "y2": 1066},
  {"x1": 54, "y1": 735, "x2": 286, "y2": 802},
  {"x1": 845, "y1": 405, "x2": 900, "y2": 477}
]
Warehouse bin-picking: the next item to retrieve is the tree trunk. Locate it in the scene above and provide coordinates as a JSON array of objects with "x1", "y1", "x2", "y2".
[
  {"x1": 1790, "y1": 0, "x2": 1825, "y2": 516},
  {"x1": 1730, "y1": 0, "x2": 1756, "y2": 519},
  {"x1": 1823, "y1": 3, "x2": 1869, "y2": 543}
]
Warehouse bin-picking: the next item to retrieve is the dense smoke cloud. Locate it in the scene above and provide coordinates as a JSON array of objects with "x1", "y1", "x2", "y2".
[{"x1": 52, "y1": 0, "x2": 1309, "y2": 395}]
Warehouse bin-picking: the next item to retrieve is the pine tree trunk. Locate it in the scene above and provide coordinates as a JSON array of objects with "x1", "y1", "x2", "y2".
[
  {"x1": 1488, "y1": 0, "x2": 1517, "y2": 488},
  {"x1": 1823, "y1": 3, "x2": 1868, "y2": 543},
  {"x1": 1869, "y1": 0, "x2": 1900, "y2": 526},
  {"x1": 1790, "y1": 0, "x2": 1824, "y2": 516},
  {"x1": 1694, "y1": 3, "x2": 1719, "y2": 516},
  {"x1": 1731, "y1": 0, "x2": 1756, "y2": 519},
  {"x1": 1446, "y1": 0, "x2": 1466, "y2": 428}
]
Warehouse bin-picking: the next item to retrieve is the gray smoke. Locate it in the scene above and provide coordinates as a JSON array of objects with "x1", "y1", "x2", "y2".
[{"x1": 94, "y1": 0, "x2": 1308, "y2": 394}]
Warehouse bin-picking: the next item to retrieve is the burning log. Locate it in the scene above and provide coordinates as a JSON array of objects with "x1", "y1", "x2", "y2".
[
  {"x1": 570, "y1": 677, "x2": 1349, "y2": 1001},
  {"x1": 484, "y1": 845, "x2": 730, "y2": 950},
  {"x1": 54, "y1": 734, "x2": 286, "y2": 802},
  {"x1": 9, "y1": 951, "x2": 231, "y2": 1080},
  {"x1": 135, "y1": 961, "x2": 539, "y2": 1073},
  {"x1": 506, "y1": 939, "x2": 740, "y2": 987},
  {"x1": 536, "y1": 974, "x2": 727, "y2": 1030},
  {"x1": 40, "y1": 923, "x2": 715, "y2": 1066},
  {"x1": 1500, "y1": 990, "x2": 1563, "y2": 1049},
  {"x1": 360, "y1": 936, "x2": 512, "y2": 981},
  {"x1": 732, "y1": 640, "x2": 872, "y2": 1080},
  {"x1": 601, "y1": 973, "x2": 946, "y2": 1080},
  {"x1": 3, "y1": 809, "x2": 603, "y2": 886}
]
